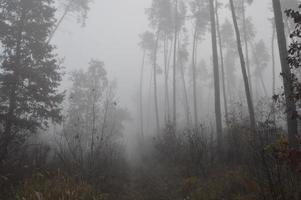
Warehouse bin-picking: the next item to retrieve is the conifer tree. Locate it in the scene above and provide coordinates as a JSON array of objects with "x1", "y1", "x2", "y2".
[{"x1": 0, "y1": 0, "x2": 64, "y2": 160}]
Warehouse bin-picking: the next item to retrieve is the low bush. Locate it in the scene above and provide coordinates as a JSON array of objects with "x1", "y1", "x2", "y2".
[{"x1": 15, "y1": 172, "x2": 109, "y2": 200}]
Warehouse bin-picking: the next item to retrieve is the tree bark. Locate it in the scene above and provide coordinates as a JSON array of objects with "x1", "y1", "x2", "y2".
[
  {"x1": 272, "y1": 22, "x2": 276, "y2": 95},
  {"x1": 229, "y1": 0, "x2": 256, "y2": 130},
  {"x1": 163, "y1": 36, "x2": 171, "y2": 123},
  {"x1": 272, "y1": 22, "x2": 276, "y2": 123},
  {"x1": 154, "y1": 32, "x2": 160, "y2": 133},
  {"x1": 139, "y1": 50, "x2": 146, "y2": 139},
  {"x1": 242, "y1": 0, "x2": 253, "y2": 99},
  {"x1": 90, "y1": 91, "x2": 96, "y2": 161},
  {"x1": 209, "y1": 0, "x2": 223, "y2": 144},
  {"x1": 172, "y1": 0, "x2": 178, "y2": 129},
  {"x1": 101, "y1": 90, "x2": 110, "y2": 141},
  {"x1": 191, "y1": 25, "x2": 199, "y2": 130},
  {"x1": 215, "y1": 0, "x2": 229, "y2": 126},
  {"x1": 272, "y1": 0, "x2": 298, "y2": 148}
]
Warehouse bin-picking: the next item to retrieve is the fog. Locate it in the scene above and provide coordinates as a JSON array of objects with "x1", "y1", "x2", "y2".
[
  {"x1": 53, "y1": 0, "x2": 152, "y2": 157},
  {"x1": 55, "y1": 0, "x2": 150, "y2": 103},
  {"x1": 54, "y1": 0, "x2": 274, "y2": 127},
  {"x1": 1, "y1": 0, "x2": 301, "y2": 199},
  {"x1": 53, "y1": 0, "x2": 277, "y2": 153}
]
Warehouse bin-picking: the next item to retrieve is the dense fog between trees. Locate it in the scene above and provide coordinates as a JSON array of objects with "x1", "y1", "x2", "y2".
[{"x1": 0, "y1": 0, "x2": 301, "y2": 199}]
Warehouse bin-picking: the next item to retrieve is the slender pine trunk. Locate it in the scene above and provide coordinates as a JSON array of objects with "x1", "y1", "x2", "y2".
[
  {"x1": 180, "y1": 59, "x2": 190, "y2": 126},
  {"x1": 167, "y1": 37, "x2": 173, "y2": 78},
  {"x1": 272, "y1": 0, "x2": 298, "y2": 148},
  {"x1": 215, "y1": 0, "x2": 229, "y2": 125},
  {"x1": 90, "y1": 93, "x2": 96, "y2": 165},
  {"x1": 192, "y1": 26, "x2": 199, "y2": 130},
  {"x1": 164, "y1": 36, "x2": 171, "y2": 124},
  {"x1": 139, "y1": 50, "x2": 146, "y2": 139},
  {"x1": 154, "y1": 32, "x2": 160, "y2": 133},
  {"x1": 272, "y1": 22, "x2": 276, "y2": 123},
  {"x1": 242, "y1": 0, "x2": 253, "y2": 99},
  {"x1": 172, "y1": 0, "x2": 178, "y2": 129},
  {"x1": 146, "y1": 68, "x2": 153, "y2": 132},
  {"x1": 101, "y1": 90, "x2": 110, "y2": 141},
  {"x1": 209, "y1": 0, "x2": 223, "y2": 145},
  {"x1": 272, "y1": 22, "x2": 276, "y2": 95},
  {"x1": 229, "y1": 0, "x2": 256, "y2": 130}
]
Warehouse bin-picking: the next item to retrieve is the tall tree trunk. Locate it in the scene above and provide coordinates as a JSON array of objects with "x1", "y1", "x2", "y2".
[
  {"x1": 179, "y1": 59, "x2": 191, "y2": 126},
  {"x1": 154, "y1": 32, "x2": 160, "y2": 133},
  {"x1": 209, "y1": 0, "x2": 223, "y2": 145},
  {"x1": 172, "y1": 0, "x2": 178, "y2": 129},
  {"x1": 167, "y1": 37, "x2": 173, "y2": 76},
  {"x1": 242, "y1": 0, "x2": 253, "y2": 99},
  {"x1": 229, "y1": 0, "x2": 256, "y2": 130},
  {"x1": 215, "y1": 0, "x2": 229, "y2": 125},
  {"x1": 139, "y1": 50, "x2": 146, "y2": 139},
  {"x1": 272, "y1": 22, "x2": 276, "y2": 123},
  {"x1": 163, "y1": 36, "x2": 171, "y2": 124},
  {"x1": 191, "y1": 25, "x2": 199, "y2": 130},
  {"x1": 165, "y1": 37, "x2": 173, "y2": 124},
  {"x1": 101, "y1": 89, "x2": 110, "y2": 141},
  {"x1": 146, "y1": 69, "x2": 153, "y2": 132},
  {"x1": 272, "y1": 0, "x2": 298, "y2": 148},
  {"x1": 272, "y1": 22, "x2": 276, "y2": 95},
  {"x1": 90, "y1": 91, "x2": 96, "y2": 166}
]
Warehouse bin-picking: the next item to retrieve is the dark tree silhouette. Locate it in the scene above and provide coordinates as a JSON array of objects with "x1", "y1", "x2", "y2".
[
  {"x1": 278, "y1": 2, "x2": 301, "y2": 147},
  {"x1": 172, "y1": 0, "x2": 179, "y2": 129},
  {"x1": 229, "y1": 0, "x2": 256, "y2": 130},
  {"x1": 209, "y1": 0, "x2": 223, "y2": 145},
  {"x1": 0, "y1": 0, "x2": 64, "y2": 160},
  {"x1": 215, "y1": 0, "x2": 229, "y2": 125}
]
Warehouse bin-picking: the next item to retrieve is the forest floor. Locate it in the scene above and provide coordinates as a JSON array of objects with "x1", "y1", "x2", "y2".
[{"x1": 121, "y1": 144, "x2": 185, "y2": 200}]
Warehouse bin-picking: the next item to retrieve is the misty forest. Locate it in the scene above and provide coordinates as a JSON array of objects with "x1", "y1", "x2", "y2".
[{"x1": 1, "y1": 0, "x2": 301, "y2": 199}]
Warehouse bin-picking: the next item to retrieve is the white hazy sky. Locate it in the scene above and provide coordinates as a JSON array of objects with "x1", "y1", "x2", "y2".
[
  {"x1": 54, "y1": 0, "x2": 151, "y2": 110},
  {"x1": 53, "y1": 0, "x2": 274, "y2": 106}
]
